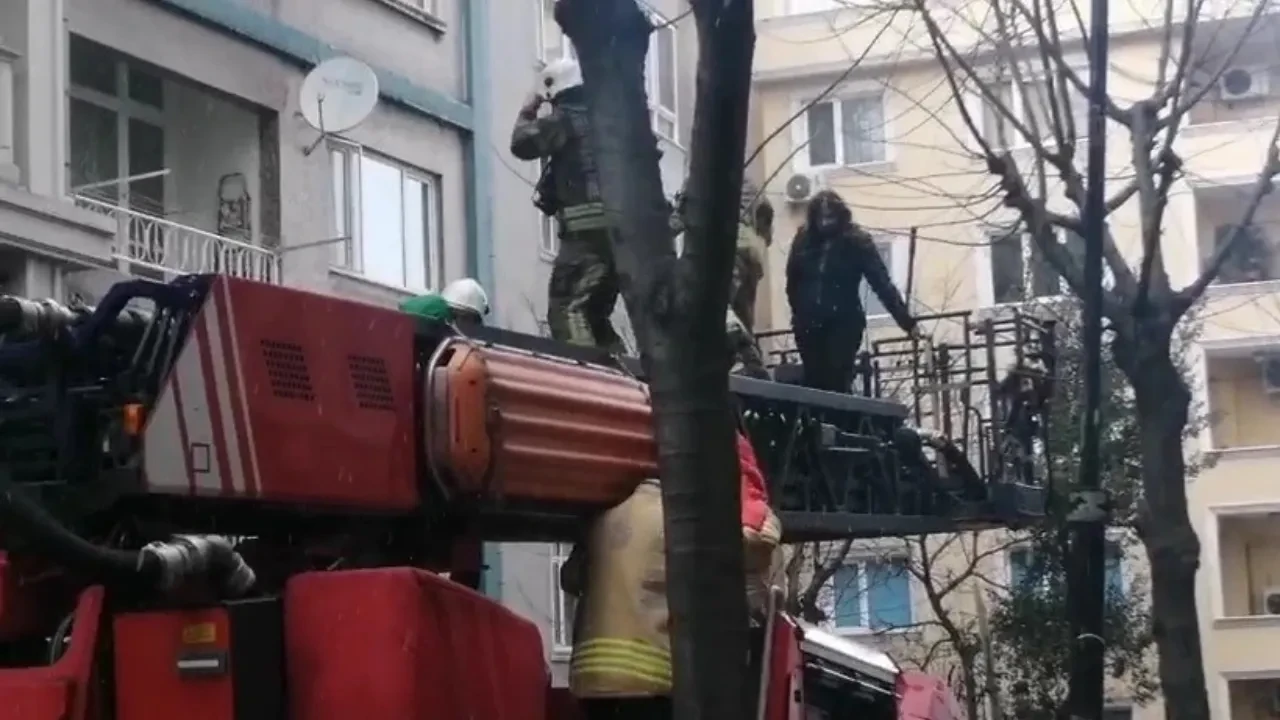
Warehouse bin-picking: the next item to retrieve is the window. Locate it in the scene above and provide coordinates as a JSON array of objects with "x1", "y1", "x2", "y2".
[
  {"x1": 329, "y1": 145, "x2": 443, "y2": 291},
  {"x1": 550, "y1": 543, "x2": 577, "y2": 653},
  {"x1": 977, "y1": 76, "x2": 1090, "y2": 149},
  {"x1": 390, "y1": 0, "x2": 439, "y2": 15},
  {"x1": 801, "y1": 95, "x2": 887, "y2": 169},
  {"x1": 1212, "y1": 222, "x2": 1276, "y2": 284},
  {"x1": 788, "y1": 0, "x2": 845, "y2": 13},
  {"x1": 646, "y1": 15, "x2": 678, "y2": 141},
  {"x1": 861, "y1": 237, "x2": 903, "y2": 318},
  {"x1": 537, "y1": 161, "x2": 560, "y2": 257},
  {"x1": 827, "y1": 557, "x2": 912, "y2": 631},
  {"x1": 536, "y1": 0, "x2": 576, "y2": 63},
  {"x1": 68, "y1": 35, "x2": 166, "y2": 214},
  {"x1": 986, "y1": 230, "x2": 1069, "y2": 305},
  {"x1": 1102, "y1": 707, "x2": 1133, "y2": 720},
  {"x1": 1008, "y1": 541, "x2": 1123, "y2": 597}
]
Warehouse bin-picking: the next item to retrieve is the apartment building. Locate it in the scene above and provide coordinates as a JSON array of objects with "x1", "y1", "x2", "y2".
[
  {"x1": 752, "y1": 1, "x2": 1280, "y2": 718},
  {"x1": 488, "y1": 0, "x2": 699, "y2": 686}
]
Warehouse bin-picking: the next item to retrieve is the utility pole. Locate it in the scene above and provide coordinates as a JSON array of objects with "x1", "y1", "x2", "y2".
[{"x1": 1065, "y1": 0, "x2": 1110, "y2": 715}]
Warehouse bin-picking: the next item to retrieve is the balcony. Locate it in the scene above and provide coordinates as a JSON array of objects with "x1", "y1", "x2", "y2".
[
  {"x1": 1206, "y1": 511, "x2": 1280, "y2": 677},
  {"x1": 73, "y1": 195, "x2": 278, "y2": 284},
  {"x1": 66, "y1": 35, "x2": 280, "y2": 284},
  {"x1": 1226, "y1": 678, "x2": 1280, "y2": 720}
]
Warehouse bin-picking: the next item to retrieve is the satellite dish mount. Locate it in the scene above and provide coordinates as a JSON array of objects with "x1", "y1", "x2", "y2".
[{"x1": 298, "y1": 57, "x2": 380, "y2": 156}]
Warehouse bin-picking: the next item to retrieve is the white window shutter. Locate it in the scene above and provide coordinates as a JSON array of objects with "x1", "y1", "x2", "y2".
[
  {"x1": 881, "y1": 95, "x2": 896, "y2": 164},
  {"x1": 891, "y1": 234, "x2": 911, "y2": 288},
  {"x1": 790, "y1": 99, "x2": 809, "y2": 173}
]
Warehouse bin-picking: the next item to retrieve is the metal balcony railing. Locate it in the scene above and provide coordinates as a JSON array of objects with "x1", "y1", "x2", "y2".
[{"x1": 73, "y1": 195, "x2": 281, "y2": 284}]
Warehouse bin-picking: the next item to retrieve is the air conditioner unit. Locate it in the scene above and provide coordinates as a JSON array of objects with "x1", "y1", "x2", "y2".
[
  {"x1": 1219, "y1": 66, "x2": 1270, "y2": 103},
  {"x1": 1262, "y1": 586, "x2": 1280, "y2": 615},
  {"x1": 1256, "y1": 356, "x2": 1280, "y2": 395},
  {"x1": 784, "y1": 172, "x2": 824, "y2": 205}
]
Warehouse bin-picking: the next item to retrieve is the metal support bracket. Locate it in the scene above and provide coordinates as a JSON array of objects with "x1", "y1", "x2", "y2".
[{"x1": 1066, "y1": 489, "x2": 1108, "y2": 523}]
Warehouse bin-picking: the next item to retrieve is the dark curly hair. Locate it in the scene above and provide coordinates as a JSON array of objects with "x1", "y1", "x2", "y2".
[{"x1": 802, "y1": 189, "x2": 852, "y2": 235}]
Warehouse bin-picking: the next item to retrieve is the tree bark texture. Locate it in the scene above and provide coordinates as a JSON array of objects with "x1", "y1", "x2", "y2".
[
  {"x1": 1113, "y1": 322, "x2": 1209, "y2": 720},
  {"x1": 556, "y1": 2, "x2": 757, "y2": 718}
]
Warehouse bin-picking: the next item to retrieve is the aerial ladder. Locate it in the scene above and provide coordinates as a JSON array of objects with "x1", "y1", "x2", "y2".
[{"x1": 0, "y1": 274, "x2": 1054, "y2": 720}]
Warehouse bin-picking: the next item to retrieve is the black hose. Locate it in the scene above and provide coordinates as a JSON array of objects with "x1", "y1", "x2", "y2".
[{"x1": 0, "y1": 475, "x2": 161, "y2": 587}]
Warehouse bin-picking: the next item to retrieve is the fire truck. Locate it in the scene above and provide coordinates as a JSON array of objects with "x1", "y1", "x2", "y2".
[{"x1": 0, "y1": 274, "x2": 1052, "y2": 720}]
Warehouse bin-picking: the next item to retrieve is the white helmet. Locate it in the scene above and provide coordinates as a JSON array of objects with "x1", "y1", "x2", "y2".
[
  {"x1": 540, "y1": 57, "x2": 583, "y2": 99},
  {"x1": 441, "y1": 278, "x2": 490, "y2": 318}
]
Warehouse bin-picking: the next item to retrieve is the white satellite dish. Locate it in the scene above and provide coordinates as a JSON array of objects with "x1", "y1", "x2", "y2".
[{"x1": 299, "y1": 57, "x2": 379, "y2": 135}]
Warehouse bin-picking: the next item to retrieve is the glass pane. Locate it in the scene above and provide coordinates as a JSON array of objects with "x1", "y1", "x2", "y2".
[
  {"x1": 982, "y1": 82, "x2": 1014, "y2": 145},
  {"x1": 1029, "y1": 238, "x2": 1060, "y2": 298},
  {"x1": 658, "y1": 26, "x2": 676, "y2": 112},
  {"x1": 360, "y1": 157, "x2": 407, "y2": 287},
  {"x1": 128, "y1": 119, "x2": 166, "y2": 215},
  {"x1": 831, "y1": 565, "x2": 862, "y2": 628},
  {"x1": 862, "y1": 241, "x2": 892, "y2": 317},
  {"x1": 330, "y1": 150, "x2": 350, "y2": 265},
  {"x1": 403, "y1": 177, "x2": 428, "y2": 291},
  {"x1": 1009, "y1": 549, "x2": 1031, "y2": 588},
  {"x1": 1104, "y1": 541, "x2": 1124, "y2": 597},
  {"x1": 806, "y1": 102, "x2": 836, "y2": 167},
  {"x1": 69, "y1": 98, "x2": 119, "y2": 203},
  {"x1": 69, "y1": 36, "x2": 117, "y2": 95},
  {"x1": 128, "y1": 65, "x2": 165, "y2": 109},
  {"x1": 841, "y1": 96, "x2": 885, "y2": 164},
  {"x1": 866, "y1": 559, "x2": 911, "y2": 630},
  {"x1": 990, "y1": 233, "x2": 1025, "y2": 303}
]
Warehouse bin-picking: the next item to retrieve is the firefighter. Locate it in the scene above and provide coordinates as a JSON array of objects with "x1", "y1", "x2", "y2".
[
  {"x1": 670, "y1": 183, "x2": 773, "y2": 379},
  {"x1": 785, "y1": 190, "x2": 917, "y2": 394},
  {"x1": 510, "y1": 57, "x2": 625, "y2": 353},
  {"x1": 398, "y1": 277, "x2": 490, "y2": 330},
  {"x1": 560, "y1": 432, "x2": 783, "y2": 720}
]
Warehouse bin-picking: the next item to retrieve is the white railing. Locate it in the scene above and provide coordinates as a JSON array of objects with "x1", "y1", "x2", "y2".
[{"x1": 73, "y1": 195, "x2": 281, "y2": 284}]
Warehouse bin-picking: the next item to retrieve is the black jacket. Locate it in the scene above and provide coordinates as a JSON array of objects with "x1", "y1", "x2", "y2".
[{"x1": 785, "y1": 225, "x2": 914, "y2": 332}]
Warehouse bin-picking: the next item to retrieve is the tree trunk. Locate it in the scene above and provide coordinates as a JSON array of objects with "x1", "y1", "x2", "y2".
[
  {"x1": 1114, "y1": 325, "x2": 1210, "y2": 720},
  {"x1": 555, "y1": 2, "x2": 756, "y2": 718}
]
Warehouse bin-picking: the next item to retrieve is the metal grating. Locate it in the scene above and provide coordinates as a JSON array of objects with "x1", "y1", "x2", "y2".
[
  {"x1": 261, "y1": 339, "x2": 315, "y2": 401},
  {"x1": 347, "y1": 354, "x2": 394, "y2": 411}
]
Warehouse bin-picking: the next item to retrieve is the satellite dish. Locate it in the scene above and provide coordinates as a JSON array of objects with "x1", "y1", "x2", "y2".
[{"x1": 299, "y1": 57, "x2": 379, "y2": 134}]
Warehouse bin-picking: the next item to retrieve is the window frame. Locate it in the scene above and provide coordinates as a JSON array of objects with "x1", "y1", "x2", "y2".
[
  {"x1": 535, "y1": 0, "x2": 576, "y2": 65},
  {"x1": 862, "y1": 234, "x2": 910, "y2": 320},
  {"x1": 965, "y1": 72, "x2": 1091, "y2": 152},
  {"x1": 1007, "y1": 539, "x2": 1125, "y2": 595},
  {"x1": 645, "y1": 12, "x2": 679, "y2": 143},
  {"x1": 549, "y1": 542, "x2": 576, "y2": 656},
  {"x1": 792, "y1": 93, "x2": 891, "y2": 172},
  {"x1": 785, "y1": 0, "x2": 846, "y2": 15},
  {"x1": 978, "y1": 228, "x2": 1069, "y2": 307},
  {"x1": 823, "y1": 555, "x2": 914, "y2": 635},
  {"x1": 67, "y1": 37, "x2": 168, "y2": 209},
  {"x1": 328, "y1": 141, "x2": 444, "y2": 292},
  {"x1": 536, "y1": 159, "x2": 560, "y2": 259}
]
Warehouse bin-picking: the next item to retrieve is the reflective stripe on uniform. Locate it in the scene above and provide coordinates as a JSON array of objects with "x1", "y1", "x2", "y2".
[
  {"x1": 570, "y1": 638, "x2": 673, "y2": 688},
  {"x1": 559, "y1": 202, "x2": 610, "y2": 232}
]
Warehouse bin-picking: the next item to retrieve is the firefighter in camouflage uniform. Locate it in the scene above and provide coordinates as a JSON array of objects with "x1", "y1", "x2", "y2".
[
  {"x1": 510, "y1": 58, "x2": 624, "y2": 353},
  {"x1": 670, "y1": 181, "x2": 773, "y2": 379}
]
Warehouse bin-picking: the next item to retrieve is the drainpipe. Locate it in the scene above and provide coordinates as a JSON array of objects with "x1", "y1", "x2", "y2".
[{"x1": 461, "y1": 0, "x2": 500, "y2": 600}]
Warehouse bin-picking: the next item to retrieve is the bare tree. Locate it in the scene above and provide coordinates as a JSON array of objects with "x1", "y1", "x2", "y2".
[
  {"x1": 897, "y1": 0, "x2": 1280, "y2": 717},
  {"x1": 554, "y1": 1, "x2": 756, "y2": 717}
]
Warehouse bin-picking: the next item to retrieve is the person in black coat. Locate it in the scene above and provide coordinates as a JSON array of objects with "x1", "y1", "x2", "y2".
[{"x1": 785, "y1": 190, "x2": 918, "y2": 393}]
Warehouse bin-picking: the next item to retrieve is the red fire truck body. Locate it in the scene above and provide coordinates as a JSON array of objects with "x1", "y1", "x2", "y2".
[{"x1": 0, "y1": 274, "x2": 1044, "y2": 720}]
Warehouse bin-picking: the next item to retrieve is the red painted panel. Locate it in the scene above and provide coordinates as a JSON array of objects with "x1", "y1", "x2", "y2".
[
  {"x1": 220, "y1": 277, "x2": 419, "y2": 511},
  {"x1": 113, "y1": 609, "x2": 234, "y2": 720},
  {"x1": 0, "y1": 587, "x2": 105, "y2": 720}
]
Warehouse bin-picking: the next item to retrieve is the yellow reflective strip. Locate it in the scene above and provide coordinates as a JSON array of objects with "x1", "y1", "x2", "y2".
[
  {"x1": 573, "y1": 648, "x2": 671, "y2": 676},
  {"x1": 570, "y1": 660, "x2": 672, "y2": 686},
  {"x1": 574, "y1": 638, "x2": 671, "y2": 663}
]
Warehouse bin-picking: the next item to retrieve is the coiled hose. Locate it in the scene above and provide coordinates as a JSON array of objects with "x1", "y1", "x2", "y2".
[{"x1": 0, "y1": 474, "x2": 254, "y2": 597}]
